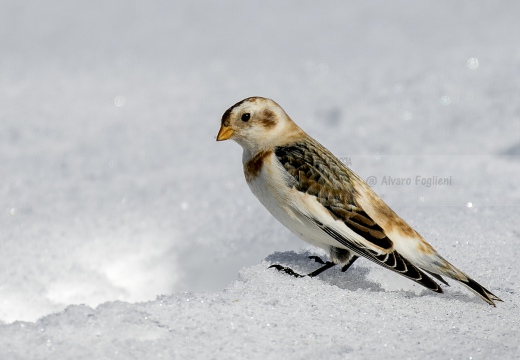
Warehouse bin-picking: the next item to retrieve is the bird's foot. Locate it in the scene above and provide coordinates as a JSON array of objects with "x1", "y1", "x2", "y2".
[
  {"x1": 269, "y1": 257, "x2": 337, "y2": 278},
  {"x1": 269, "y1": 254, "x2": 350, "y2": 278},
  {"x1": 268, "y1": 264, "x2": 305, "y2": 278}
]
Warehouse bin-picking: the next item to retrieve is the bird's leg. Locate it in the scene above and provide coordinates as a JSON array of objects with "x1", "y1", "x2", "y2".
[
  {"x1": 340, "y1": 255, "x2": 359, "y2": 272},
  {"x1": 306, "y1": 261, "x2": 336, "y2": 277},
  {"x1": 308, "y1": 255, "x2": 327, "y2": 264}
]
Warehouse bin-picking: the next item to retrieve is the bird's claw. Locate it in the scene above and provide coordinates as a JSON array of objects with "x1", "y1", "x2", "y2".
[{"x1": 268, "y1": 264, "x2": 304, "y2": 278}]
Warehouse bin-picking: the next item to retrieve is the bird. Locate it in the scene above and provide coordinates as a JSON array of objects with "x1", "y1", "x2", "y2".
[{"x1": 216, "y1": 96, "x2": 502, "y2": 306}]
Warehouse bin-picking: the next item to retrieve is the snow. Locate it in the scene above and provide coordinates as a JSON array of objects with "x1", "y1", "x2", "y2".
[{"x1": 1, "y1": 0, "x2": 519, "y2": 358}]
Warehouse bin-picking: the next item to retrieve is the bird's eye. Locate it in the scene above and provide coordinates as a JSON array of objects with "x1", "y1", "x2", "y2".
[{"x1": 241, "y1": 113, "x2": 251, "y2": 122}]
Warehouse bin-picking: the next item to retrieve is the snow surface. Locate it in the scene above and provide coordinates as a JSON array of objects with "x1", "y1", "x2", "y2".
[{"x1": 1, "y1": 0, "x2": 519, "y2": 358}]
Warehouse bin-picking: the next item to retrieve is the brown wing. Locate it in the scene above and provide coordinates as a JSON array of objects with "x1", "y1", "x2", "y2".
[{"x1": 274, "y1": 140, "x2": 392, "y2": 251}]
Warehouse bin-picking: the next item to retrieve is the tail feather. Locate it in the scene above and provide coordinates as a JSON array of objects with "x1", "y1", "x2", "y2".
[
  {"x1": 458, "y1": 277, "x2": 503, "y2": 307},
  {"x1": 418, "y1": 253, "x2": 501, "y2": 306}
]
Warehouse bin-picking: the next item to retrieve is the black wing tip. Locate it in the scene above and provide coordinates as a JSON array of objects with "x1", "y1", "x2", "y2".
[
  {"x1": 424, "y1": 270, "x2": 450, "y2": 287},
  {"x1": 416, "y1": 270, "x2": 443, "y2": 294},
  {"x1": 430, "y1": 282, "x2": 444, "y2": 294},
  {"x1": 314, "y1": 220, "x2": 445, "y2": 294},
  {"x1": 387, "y1": 253, "x2": 444, "y2": 294}
]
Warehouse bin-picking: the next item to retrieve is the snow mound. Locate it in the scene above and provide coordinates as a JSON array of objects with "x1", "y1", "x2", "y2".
[{"x1": 1, "y1": 246, "x2": 518, "y2": 359}]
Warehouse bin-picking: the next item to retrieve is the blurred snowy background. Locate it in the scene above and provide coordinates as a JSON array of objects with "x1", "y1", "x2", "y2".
[{"x1": 0, "y1": 0, "x2": 519, "y2": 358}]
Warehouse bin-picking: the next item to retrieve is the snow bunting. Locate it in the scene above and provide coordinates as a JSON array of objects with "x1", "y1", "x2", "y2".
[{"x1": 216, "y1": 96, "x2": 502, "y2": 306}]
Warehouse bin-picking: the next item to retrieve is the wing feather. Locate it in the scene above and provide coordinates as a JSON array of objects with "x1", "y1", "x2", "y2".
[
  {"x1": 275, "y1": 141, "x2": 443, "y2": 293},
  {"x1": 314, "y1": 218, "x2": 442, "y2": 293},
  {"x1": 275, "y1": 142, "x2": 393, "y2": 251}
]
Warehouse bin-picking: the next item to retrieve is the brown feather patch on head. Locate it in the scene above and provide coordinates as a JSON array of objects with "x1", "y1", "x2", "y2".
[{"x1": 259, "y1": 108, "x2": 277, "y2": 128}]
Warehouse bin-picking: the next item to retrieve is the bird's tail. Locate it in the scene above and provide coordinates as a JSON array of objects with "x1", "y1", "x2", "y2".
[
  {"x1": 419, "y1": 254, "x2": 502, "y2": 306},
  {"x1": 455, "y1": 276, "x2": 503, "y2": 306}
]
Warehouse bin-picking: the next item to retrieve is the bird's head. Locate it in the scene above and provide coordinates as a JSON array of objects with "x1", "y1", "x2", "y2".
[{"x1": 216, "y1": 97, "x2": 301, "y2": 153}]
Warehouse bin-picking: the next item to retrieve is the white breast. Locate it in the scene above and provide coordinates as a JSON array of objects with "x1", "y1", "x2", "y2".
[{"x1": 244, "y1": 152, "x2": 340, "y2": 251}]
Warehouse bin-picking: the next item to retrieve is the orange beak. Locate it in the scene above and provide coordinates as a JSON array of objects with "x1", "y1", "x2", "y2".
[{"x1": 216, "y1": 125, "x2": 234, "y2": 141}]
